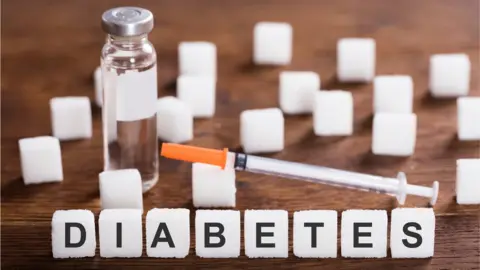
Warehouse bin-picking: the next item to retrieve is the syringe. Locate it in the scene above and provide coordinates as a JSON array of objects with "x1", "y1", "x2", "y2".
[{"x1": 160, "y1": 143, "x2": 439, "y2": 206}]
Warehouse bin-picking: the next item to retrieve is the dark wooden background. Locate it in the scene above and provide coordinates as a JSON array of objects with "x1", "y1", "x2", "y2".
[{"x1": 2, "y1": 0, "x2": 479, "y2": 269}]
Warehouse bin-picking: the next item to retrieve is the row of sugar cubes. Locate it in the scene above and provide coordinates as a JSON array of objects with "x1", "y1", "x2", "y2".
[{"x1": 53, "y1": 208, "x2": 435, "y2": 259}]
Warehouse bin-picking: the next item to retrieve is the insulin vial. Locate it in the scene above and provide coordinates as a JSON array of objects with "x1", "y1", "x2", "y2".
[{"x1": 101, "y1": 7, "x2": 158, "y2": 192}]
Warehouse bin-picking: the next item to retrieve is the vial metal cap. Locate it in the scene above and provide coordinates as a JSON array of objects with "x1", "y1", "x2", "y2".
[{"x1": 101, "y1": 7, "x2": 153, "y2": 37}]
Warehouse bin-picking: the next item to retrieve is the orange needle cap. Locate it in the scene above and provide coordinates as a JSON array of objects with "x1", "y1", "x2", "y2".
[{"x1": 160, "y1": 143, "x2": 229, "y2": 169}]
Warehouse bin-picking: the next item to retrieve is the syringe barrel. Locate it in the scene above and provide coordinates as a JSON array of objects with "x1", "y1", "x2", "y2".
[{"x1": 241, "y1": 154, "x2": 399, "y2": 195}]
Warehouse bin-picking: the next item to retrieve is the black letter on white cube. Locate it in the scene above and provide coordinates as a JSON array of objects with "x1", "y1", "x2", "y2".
[
  {"x1": 151, "y1": 222, "x2": 175, "y2": 248},
  {"x1": 304, "y1": 222, "x2": 324, "y2": 248},
  {"x1": 353, "y1": 222, "x2": 373, "y2": 248},
  {"x1": 205, "y1": 223, "x2": 225, "y2": 248},
  {"x1": 402, "y1": 222, "x2": 422, "y2": 248},
  {"x1": 256, "y1": 223, "x2": 275, "y2": 248},
  {"x1": 65, "y1": 223, "x2": 86, "y2": 248}
]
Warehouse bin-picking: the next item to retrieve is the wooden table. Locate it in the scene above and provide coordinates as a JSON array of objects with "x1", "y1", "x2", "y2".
[{"x1": 2, "y1": 0, "x2": 479, "y2": 269}]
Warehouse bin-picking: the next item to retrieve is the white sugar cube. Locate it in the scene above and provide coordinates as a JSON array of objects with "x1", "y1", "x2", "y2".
[
  {"x1": 390, "y1": 208, "x2": 435, "y2": 258},
  {"x1": 240, "y1": 108, "x2": 284, "y2": 153},
  {"x1": 244, "y1": 210, "x2": 288, "y2": 258},
  {"x1": 293, "y1": 210, "x2": 337, "y2": 258},
  {"x1": 51, "y1": 210, "x2": 96, "y2": 258},
  {"x1": 457, "y1": 97, "x2": 480, "y2": 141},
  {"x1": 99, "y1": 209, "x2": 143, "y2": 258},
  {"x1": 341, "y1": 210, "x2": 388, "y2": 258},
  {"x1": 146, "y1": 208, "x2": 190, "y2": 258},
  {"x1": 192, "y1": 163, "x2": 236, "y2": 208},
  {"x1": 156, "y1": 97, "x2": 193, "y2": 143},
  {"x1": 372, "y1": 113, "x2": 417, "y2": 156},
  {"x1": 374, "y1": 75, "x2": 413, "y2": 113},
  {"x1": 429, "y1": 54, "x2": 470, "y2": 97},
  {"x1": 196, "y1": 210, "x2": 240, "y2": 258},
  {"x1": 50, "y1": 97, "x2": 92, "y2": 141},
  {"x1": 177, "y1": 75, "x2": 216, "y2": 118},
  {"x1": 279, "y1": 71, "x2": 320, "y2": 114},
  {"x1": 94, "y1": 66, "x2": 103, "y2": 107},
  {"x1": 19, "y1": 136, "x2": 63, "y2": 184},
  {"x1": 254, "y1": 22, "x2": 293, "y2": 65},
  {"x1": 313, "y1": 90, "x2": 353, "y2": 136},
  {"x1": 178, "y1": 42, "x2": 216, "y2": 77},
  {"x1": 456, "y1": 159, "x2": 480, "y2": 204},
  {"x1": 337, "y1": 38, "x2": 376, "y2": 82},
  {"x1": 99, "y1": 169, "x2": 143, "y2": 210}
]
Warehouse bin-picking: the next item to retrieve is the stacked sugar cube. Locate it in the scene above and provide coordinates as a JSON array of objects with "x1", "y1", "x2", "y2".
[
  {"x1": 177, "y1": 41, "x2": 216, "y2": 118},
  {"x1": 155, "y1": 42, "x2": 217, "y2": 143},
  {"x1": 372, "y1": 74, "x2": 416, "y2": 157}
]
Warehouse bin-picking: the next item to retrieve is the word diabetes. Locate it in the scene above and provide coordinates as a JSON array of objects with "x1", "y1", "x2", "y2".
[{"x1": 52, "y1": 208, "x2": 435, "y2": 259}]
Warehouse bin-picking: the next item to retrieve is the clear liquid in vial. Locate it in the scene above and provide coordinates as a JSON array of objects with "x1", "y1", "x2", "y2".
[{"x1": 103, "y1": 63, "x2": 159, "y2": 192}]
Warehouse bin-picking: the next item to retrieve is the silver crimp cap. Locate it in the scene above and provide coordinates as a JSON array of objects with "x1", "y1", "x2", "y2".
[{"x1": 102, "y1": 7, "x2": 153, "y2": 37}]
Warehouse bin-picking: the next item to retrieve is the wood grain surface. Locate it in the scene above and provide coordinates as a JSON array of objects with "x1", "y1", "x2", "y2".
[{"x1": 2, "y1": 0, "x2": 479, "y2": 269}]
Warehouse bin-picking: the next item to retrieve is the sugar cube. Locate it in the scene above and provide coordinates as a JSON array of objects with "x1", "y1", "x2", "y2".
[
  {"x1": 99, "y1": 209, "x2": 143, "y2": 258},
  {"x1": 293, "y1": 210, "x2": 337, "y2": 258},
  {"x1": 341, "y1": 210, "x2": 388, "y2": 258},
  {"x1": 19, "y1": 136, "x2": 63, "y2": 184},
  {"x1": 337, "y1": 38, "x2": 376, "y2": 82},
  {"x1": 457, "y1": 97, "x2": 480, "y2": 141},
  {"x1": 192, "y1": 163, "x2": 236, "y2": 208},
  {"x1": 372, "y1": 113, "x2": 417, "y2": 156},
  {"x1": 177, "y1": 75, "x2": 216, "y2": 118},
  {"x1": 390, "y1": 208, "x2": 435, "y2": 258},
  {"x1": 456, "y1": 159, "x2": 480, "y2": 204},
  {"x1": 178, "y1": 42, "x2": 216, "y2": 77},
  {"x1": 50, "y1": 97, "x2": 92, "y2": 141},
  {"x1": 94, "y1": 66, "x2": 103, "y2": 107},
  {"x1": 429, "y1": 54, "x2": 470, "y2": 97},
  {"x1": 240, "y1": 108, "x2": 284, "y2": 153},
  {"x1": 254, "y1": 22, "x2": 293, "y2": 65},
  {"x1": 244, "y1": 210, "x2": 288, "y2": 258},
  {"x1": 146, "y1": 208, "x2": 190, "y2": 258},
  {"x1": 99, "y1": 169, "x2": 143, "y2": 210},
  {"x1": 313, "y1": 90, "x2": 353, "y2": 136},
  {"x1": 156, "y1": 96, "x2": 193, "y2": 143},
  {"x1": 374, "y1": 75, "x2": 413, "y2": 113},
  {"x1": 196, "y1": 210, "x2": 240, "y2": 258},
  {"x1": 51, "y1": 210, "x2": 96, "y2": 258},
  {"x1": 279, "y1": 71, "x2": 320, "y2": 114}
]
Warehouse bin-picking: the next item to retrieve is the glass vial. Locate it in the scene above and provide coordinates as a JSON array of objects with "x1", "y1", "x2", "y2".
[{"x1": 101, "y1": 7, "x2": 158, "y2": 192}]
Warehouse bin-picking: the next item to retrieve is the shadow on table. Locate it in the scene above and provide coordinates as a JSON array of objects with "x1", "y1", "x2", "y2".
[
  {"x1": 238, "y1": 59, "x2": 282, "y2": 74},
  {"x1": 420, "y1": 92, "x2": 457, "y2": 109},
  {"x1": 162, "y1": 78, "x2": 177, "y2": 93},
  {"x1": 322, "y1": 75, "x2": 366, "y2": 91},
  {"x1": 446, "y1": 133, "x2": 479, "y2": 152},
  {"x1": 359, "y1": 151, "x2": 409, "y2": 168},
  {"x1": 1, "y1": 177, "x2": 52, "y2": 202}
]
